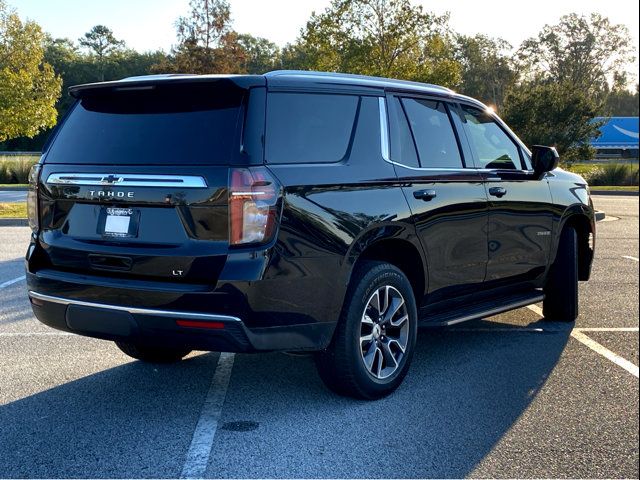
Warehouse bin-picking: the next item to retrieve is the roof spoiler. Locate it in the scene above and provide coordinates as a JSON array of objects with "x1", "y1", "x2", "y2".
[{"x1": 69, "y1": 74, "x2": 266, "y2": 98}]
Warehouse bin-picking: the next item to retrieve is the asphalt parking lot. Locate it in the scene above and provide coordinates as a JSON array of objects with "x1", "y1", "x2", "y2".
[
  {"x1": 0, "y1": 195, "x2": 637, "y2": 478},
  {"x1": 0, "y1": 191, "x2": 27, "y2": 203}
]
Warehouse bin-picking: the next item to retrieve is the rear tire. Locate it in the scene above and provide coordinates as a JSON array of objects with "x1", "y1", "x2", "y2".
[
  {"x1": 115, "y1": 341, "x2": 191, "y2": 363},
  {"x1": 543, "y1": 227, "x2": 579, "y2": 322},
  {"x1": 315, "y1": 261, "x2": 418, "y2": 400}
]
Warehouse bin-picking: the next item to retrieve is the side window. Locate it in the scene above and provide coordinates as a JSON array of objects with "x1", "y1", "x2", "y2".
[
  {"x1": 460, "y1": 106, "x2": 522, "y2": 170},
  {"x1": 401, "y1": 98, "x2": 463, "y2": 169},
  {"x1": 388, "y1": 96, "x2": 419, "y2": 167},
  {"x1": 265, "y1": 93, "x2": 359, "y2": 164}
]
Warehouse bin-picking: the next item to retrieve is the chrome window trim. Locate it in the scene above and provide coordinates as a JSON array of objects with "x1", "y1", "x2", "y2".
[
  {"x1": 46, "y1": 173, "x2": 208, "y2": 188},
  {"x1": 28, "y1": 291, "x2": 241, "y2": 322},
  {"x1": 378, "y1": 97, "x2": 391, "y2": 161},
  {"x1": 378, "y1": 95, "x2": 536, "y2": 175}
]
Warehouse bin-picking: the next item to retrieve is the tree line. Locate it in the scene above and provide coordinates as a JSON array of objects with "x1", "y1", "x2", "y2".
[{"x1": 1, "y1": 0, "x2": 638, "y2": 160}]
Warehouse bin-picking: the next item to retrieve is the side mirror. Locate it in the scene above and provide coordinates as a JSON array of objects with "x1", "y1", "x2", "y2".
[{"x1": 531, "y1": 145, "x2": 559, "y2": 179}]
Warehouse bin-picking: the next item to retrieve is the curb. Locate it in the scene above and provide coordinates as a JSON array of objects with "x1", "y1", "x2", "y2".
[
  {"x1": 590, "y1": 190, "x2": 638, "y2": 196},
  {"x1": 0, "y1": 218, "x2": 28, "y2": 226},
  {"x1": 595, "y1": 211, "x2": 606, "y2": 222},
  {"x1": 0, "y1": 187, "x2": 27, "y2": 192}
]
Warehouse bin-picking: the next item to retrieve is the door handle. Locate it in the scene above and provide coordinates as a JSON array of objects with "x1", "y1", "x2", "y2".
[
  {"x1": 489, "y1": 186, "x2": 507, "y2": 198},
  {"x1": 413, "y1": 189, "x2": 437, "y2": 201}
]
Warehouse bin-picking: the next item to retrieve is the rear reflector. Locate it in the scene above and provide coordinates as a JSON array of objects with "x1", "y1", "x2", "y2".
[
  {"x1": 30, "y1": 296, "x2": 44, "y2": 307},
  {"x1": 176, "y1": 320, "x2": 225, "y2": 329}
]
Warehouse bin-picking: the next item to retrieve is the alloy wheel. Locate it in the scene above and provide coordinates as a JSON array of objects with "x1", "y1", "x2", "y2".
[{"x1": 359, "y1": 285, "x2": 410, "y2": 379}]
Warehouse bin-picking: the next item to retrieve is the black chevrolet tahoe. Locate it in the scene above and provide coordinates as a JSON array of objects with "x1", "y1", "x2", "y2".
[{"x1": 25, "y1": 70, "x2": 595, "y2": 399}]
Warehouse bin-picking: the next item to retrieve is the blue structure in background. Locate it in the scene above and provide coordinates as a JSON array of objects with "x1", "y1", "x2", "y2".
[{"x1": 591, "y1": 117, "x2": 639, "y2": 159}]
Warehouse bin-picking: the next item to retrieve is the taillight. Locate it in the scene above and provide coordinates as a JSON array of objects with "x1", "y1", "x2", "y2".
[
  {"x1": 27, "y1": 164, "x2": 41, "y2": 234},
  {"x1": 229, "y1": 167, "x2": 281, "y2": 246}
]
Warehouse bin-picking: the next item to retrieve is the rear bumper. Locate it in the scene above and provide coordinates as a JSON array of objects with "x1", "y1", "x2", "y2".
[{"x1": 28, "y1": 290, "x2": 335, "y2": 353}]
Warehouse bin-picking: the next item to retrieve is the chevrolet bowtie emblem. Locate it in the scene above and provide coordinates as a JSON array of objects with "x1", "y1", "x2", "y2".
[{"x1": 100, "y1": 175, "x2": 124, "y2": 184}]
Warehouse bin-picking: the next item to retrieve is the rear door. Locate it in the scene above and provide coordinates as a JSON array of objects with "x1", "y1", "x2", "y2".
[
  {"x1": 386, "y1": 94, "x2": 488, "y2": 302},
  {"x1": 457, "y1": 103, "x2": 554, "y2": 288},
  {"x1": 37, "y1": 80, "x2": 264, "y2": 286}
]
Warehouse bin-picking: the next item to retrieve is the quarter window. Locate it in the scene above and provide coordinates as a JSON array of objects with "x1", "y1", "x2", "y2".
[
  {"x1": 461, "y1": 106, "x2": 522, "y2": 170},
  {"x1": 388, "y1": 96, "x2": 419, "y2": 167},
  {"x1": 401, "y1": 98, "x2": 463, "y2": 169},
  {"x1": 265, "y1": 93, "x2": 359, "y2": 164}
]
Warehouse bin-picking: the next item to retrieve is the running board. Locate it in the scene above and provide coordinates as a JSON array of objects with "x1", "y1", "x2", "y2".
[{"x1": 419, "y1": 291, "x2": 545, "y2": 327}]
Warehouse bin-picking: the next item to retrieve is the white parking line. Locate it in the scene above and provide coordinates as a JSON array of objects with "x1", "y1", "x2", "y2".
[
  {"x1": 0, "y1": 275, "x2": 25, "y2": 289},
  {"x1": 526, "y1": 304, "x2": 639, "y2": 378},
  {"x1": 180, "y1": 352, "x2": 235, "y2": 479},
  {"x1": 622, "y1": 255, "x2": 639, "y2": 262},
  {"x1": 570, "y1": 330, "x2": 639, "y2": 378}
]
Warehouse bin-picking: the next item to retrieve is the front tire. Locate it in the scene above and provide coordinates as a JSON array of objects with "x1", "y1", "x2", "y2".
[
  {"x1": 315, "y1": 261, "x2": 418, "y2": 399},
  {"x1": 543, "y1": 227, "x2": 579, "y2": 322},
  {"x1": 115, "y1": 341, "x2": 192, "y2": 363}
]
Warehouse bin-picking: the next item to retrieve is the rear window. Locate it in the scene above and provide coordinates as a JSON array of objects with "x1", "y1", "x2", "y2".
[
  {"x1": 265, "y1": 93, "x2": 359, "y2": 164},
  {"x1": 46, "y1": 83, "x2": 245, "y2": 165}
]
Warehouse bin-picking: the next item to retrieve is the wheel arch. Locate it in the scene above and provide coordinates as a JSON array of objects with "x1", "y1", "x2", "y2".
[
  {"x1": 555, "y1": 207, "x2": 595, "y2": 281},
  {"x1": 346, "y1": 229, "x2": 427, "y2": 304}
]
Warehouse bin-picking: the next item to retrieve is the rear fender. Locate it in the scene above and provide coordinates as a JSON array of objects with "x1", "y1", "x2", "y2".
[{"x1": 344, "y1": 222, "x2": 428, "y2": 298}]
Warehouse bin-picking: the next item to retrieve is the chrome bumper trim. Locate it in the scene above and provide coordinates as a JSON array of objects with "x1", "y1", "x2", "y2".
[{"x1": 28, "y1": 291, "x2": 241, "y2": 322}]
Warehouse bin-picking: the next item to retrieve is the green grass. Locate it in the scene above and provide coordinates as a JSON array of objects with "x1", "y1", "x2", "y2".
[
  {"x1": 0, "y1": 156, "x2": 39, "y2": 184},
  {"x1": 0, "y1": 202, "x2": 27, "y2": 218},
  {"x1": 567, "y1": 162, "x2": 637, "y2": 172},
  {"x1": 0, "y1": 154, "x2": 39, "y2": 161},
  {"x1": 567, "y1": 163, "x2": 604, "y2": 175},
  {"x1": 589, "y1": 185, "x2": 639, "y2": 192},
  {"x1": 567, "y1": 162, "x2": 639, "y2": 187},
  {"x1": 0, "y1": 184, "x2": 28, "y2": 189}
]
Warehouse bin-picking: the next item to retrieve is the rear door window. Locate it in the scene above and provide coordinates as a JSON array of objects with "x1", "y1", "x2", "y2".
[
  {"x1": 460, "y1": 105, "x2": 522, "y2": 170},
  {"x1": 46, "y1": 83, "x2": 245, "y2": 165},
  {"x1": 401, "y1": 98, "x2": 464, "y2": 169},
  {"x1": 265, "y1": 93, "x2": 359, "y2": 164}
]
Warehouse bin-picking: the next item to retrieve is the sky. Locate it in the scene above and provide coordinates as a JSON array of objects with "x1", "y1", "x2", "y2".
[{"x1": 10, "y1": 0, "x2": 640, "y2": 74}]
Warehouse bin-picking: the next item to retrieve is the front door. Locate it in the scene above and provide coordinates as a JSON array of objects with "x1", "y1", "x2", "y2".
[{"x1": 458, "y1": 104, "x2": 554, "y2": 288}]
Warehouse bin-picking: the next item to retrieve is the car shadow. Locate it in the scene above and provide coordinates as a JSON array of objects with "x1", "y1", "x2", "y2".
[
  {"x1": 0, "y1": 317, "x2": 571, "y2": 478},
  {"x1": 0, "y1": 256, "x2": 27, "y2": 278},
  {"x1": 0, "y1": 351, "x2": 221, "y2": 478},
  {"x1": 208, "y1": 319, "x2": 571, "y2": 478}
]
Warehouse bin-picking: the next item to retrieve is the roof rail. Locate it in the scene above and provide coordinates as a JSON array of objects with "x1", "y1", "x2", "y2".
[{"x1": 265, "y1": 70, "x2": 453, "y2": 93}]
